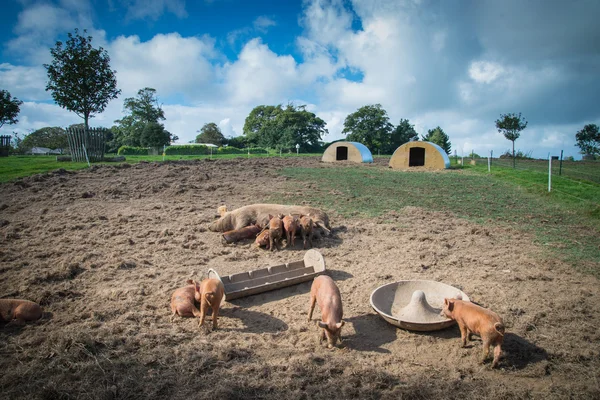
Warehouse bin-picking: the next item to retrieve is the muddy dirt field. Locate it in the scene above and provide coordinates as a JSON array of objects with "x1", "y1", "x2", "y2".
[{"x1": 1, "y1": 157, "x2": 599, "y2": 399}]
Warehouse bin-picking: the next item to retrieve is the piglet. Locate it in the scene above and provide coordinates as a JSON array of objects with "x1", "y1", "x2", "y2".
[
  {"x1": 282, "y1": 214, "x2": 299, "y2": 248},
  {"x1": 308, "y1": 275, "x2": 344, "y2": 348},
  {"x1": 255, "y1": 229, "x2": 270, "y2": 249},
  {"x1": 198, "y1": 278, "x2": 225, "y2": 330},
  {"x1": 0, "y1": 299, "x2": 42, "y2": 325},
  {"x1": 268, "y1": 214, "x2": 284, "y2": 251},
  {"x1": 222, "y1": 224, "x2": 262, "y2": 244},
  {"x1": 299, "y1": 214, "x2": 314, "y2": 249},
  {"x1": 170, "y1": 280, "x2": 202, "y2": 321},
  {"x1": 442, "y1": 298, "x2": 505, "y2": 368}
]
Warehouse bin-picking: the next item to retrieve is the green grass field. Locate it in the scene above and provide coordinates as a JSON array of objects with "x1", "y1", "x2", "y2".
[{"x1": 273, "y1": 164, "x2": 600, "y2": 277}]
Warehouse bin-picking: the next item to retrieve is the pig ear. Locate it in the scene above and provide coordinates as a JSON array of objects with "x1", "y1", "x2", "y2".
[
  {"x1": 186, "y1": 279, "x2": 194, "y2": 285},
  {"x1": 317, "y1": 321, "x2": 327, "y2": 329},
  {"x1": 268, "y1": 214, "x2": 273, "y2": 220},
  {"x1": 335, "y1": 321, "x2": 344, "y2": 329},
  {"x1": 447, "y1": 300, "x2": 454, "y2": 311}
]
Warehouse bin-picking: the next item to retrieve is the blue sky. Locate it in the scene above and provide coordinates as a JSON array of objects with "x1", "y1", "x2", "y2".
[{"x1": 1, "y1": 0, "x2": 599, "y2": 159}]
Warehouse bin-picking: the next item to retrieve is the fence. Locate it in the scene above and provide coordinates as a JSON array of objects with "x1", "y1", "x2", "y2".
[
  {"x1": 0, "y1": 135, "x2": 10, "y2": 157},
  {"x1": 66, "y1": 127, "x2": 107, "y2": 162}
]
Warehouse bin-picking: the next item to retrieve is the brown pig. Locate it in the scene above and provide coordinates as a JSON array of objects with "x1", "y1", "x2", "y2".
[
  {"x1": 308, "y1": 275, "x2": 344, "y2": 348},
  {"x1": 170, "y1": 280, "x2": 202, "y2": 321},
  {"x1": 0, "y1": 299, "x2": 42, "y2": 325},
  {"x1": 254, "y1": 229, "x2": 270, "y2": 249},
  {"x1": 268, "y1": 214, "x2": 284, "y2": 251},
  {"x1": 222, "y1": 224, "x2": 262, "y2": 244},
  {"x1": 442, "y1": 298, "x2": 505, "y2": 368},
  {"x1": 198, "y1": 278, "x2": 225, "y2": 330},
  {"x1": 299, "y1": 214, "x2": 314, "y2": 249},
  {"x1": 282, "y1": 214, "x2": 299, "y2": 248}
]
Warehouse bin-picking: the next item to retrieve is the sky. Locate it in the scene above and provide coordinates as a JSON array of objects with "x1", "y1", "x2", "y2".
[{"x1": 1, "y1": 0, "x2": 599, "y2": 159}]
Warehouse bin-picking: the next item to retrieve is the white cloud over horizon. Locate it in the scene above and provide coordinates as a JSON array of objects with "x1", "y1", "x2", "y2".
[{"x1": 1, "y1": 0, "x2": 599, "y2": 159}]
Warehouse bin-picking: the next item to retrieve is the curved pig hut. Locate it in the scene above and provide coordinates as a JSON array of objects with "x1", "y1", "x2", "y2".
[
  {"x1": 389, "y1": 141, "x2": 450, "y2": 170},
  {"x1": 322, "y1": 141, "x2": 373, "y2": 163}
]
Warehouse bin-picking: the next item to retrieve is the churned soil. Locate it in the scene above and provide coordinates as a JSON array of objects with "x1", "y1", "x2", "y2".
[{"x1": 0, "y1": 156, "x2": 599, "y2": 399}]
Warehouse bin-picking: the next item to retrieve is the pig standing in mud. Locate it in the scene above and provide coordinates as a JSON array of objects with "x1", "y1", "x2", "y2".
[
  {"x1": 0, "y1": 299, "x2": 42, "y2": 325},
  {"x1": 282, "y1": 214, "x2": 299, "y2": 248},
  {"x1": 299, "y1": 214, "x2": 314, "y2": 249},
  {"x1": 442, "y1": 298, "x2": 505, "y2": 368},
  {"x1": 268, "y1": 214, "x2": 284, "y2": 251},
  {"x1": 308, "y1": 275, "x2": 344, "y2": 348}
]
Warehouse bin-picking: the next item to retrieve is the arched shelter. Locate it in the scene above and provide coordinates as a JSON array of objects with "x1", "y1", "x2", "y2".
[
  {"x1": 389, "y1": 141, "x2": 450, "y2": 170},
  {"x1": 322, "y1": 141, "x2": 373, "y2": 163}
]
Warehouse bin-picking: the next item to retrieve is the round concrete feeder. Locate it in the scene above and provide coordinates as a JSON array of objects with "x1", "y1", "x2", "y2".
[{"x1": 370, "y1": 280, "x2": 470, "y2": 331}]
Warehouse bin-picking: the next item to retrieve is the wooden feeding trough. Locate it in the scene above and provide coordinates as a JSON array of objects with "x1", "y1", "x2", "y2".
[
  {"x1": 208, "y1": 250, "x2": 326, "y2": 301},
  {"x1": 370, "y1": 280, "x2": 470, "y2": 331}
]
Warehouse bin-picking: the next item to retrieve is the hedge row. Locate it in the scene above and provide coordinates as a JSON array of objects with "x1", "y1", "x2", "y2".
[
  {"x1": 164, "y1": 145, "x2": 268, "y2": 155},
  {"x1": 118, "y1": 146, "x2": 148, "y2": 155}
]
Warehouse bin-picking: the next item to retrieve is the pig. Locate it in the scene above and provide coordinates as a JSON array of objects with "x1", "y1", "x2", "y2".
[
  {"x1": 442, "y1": 298, "x2": 505, "y2": 368},
  {"x1": 299, "y1": 214, "x2": 314, "y2": 249},
  {"x1": 198, "y1": 278, "x2": 225, "y2": 330},
  {"x1": 222, "y1": 224, "x2": 262, "y2": 244},
  {"x1": 254, "y1": 229, "x2": 270, "y2": 249},
  {"x1": 170, "y1": 280, "x2": 202, "y2": 321},
  {"x1": 268, "y1": 214, "x2": 284, "y2": 251},
  {"x1": 308, "y1": 275, "x2": 344, "y2": 348},
  {"x1": 0, "y1": 299, "x2": 42, "y2": 325},
  {"x1": 282, "y1": 214, "x2": 299, "y2": 248}
]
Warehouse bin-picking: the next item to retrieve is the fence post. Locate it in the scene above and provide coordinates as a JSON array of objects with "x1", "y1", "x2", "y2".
[
  {"x1": 548, "y1": 153, "x2": 552, "y2": 192},
  {"x1": 559, "y1": 150, "x2": 563, "y2": 176},
  {"x1": 488, "y1": 153, "x2": 491, "y2": 173}
]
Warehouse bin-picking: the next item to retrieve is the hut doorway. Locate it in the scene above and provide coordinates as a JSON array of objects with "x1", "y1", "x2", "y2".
[
  {"x1": 409, "y1": 147, "x2": 425, "y2": 167},
  {"x1": 336, "y1": 146, "x2": 348, "y2": 161}
]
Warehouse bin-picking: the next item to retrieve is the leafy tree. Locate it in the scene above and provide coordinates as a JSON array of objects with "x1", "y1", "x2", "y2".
[
  {"x1": 112, "y1": 87, "x2": 174, "y2": 148},
  {"x1": 495, "y1": 112, "x2": 528, "y2": 168},
  {"x1": 226, "y1": 135, "x2": 247, "y2": 148},
  {"x1": 342, "y1": 104, "x2": 393, "y2": 153},
  {"x1": 422, "y1": 126, "x2": 451, "y2": 154},
  {"x1": 0, "y1": 90, "x2": 23, "y2": 128},
  {"x1": 196, "y1": 123, "x2": 225, "y2": 146},
  {"x1": 44, "y1": 29, "x2": 121, "y2": 130},
  {"x1": 387, "y1": 118, "x2": 418, "y2": 153},
  {"x1": 21, "y1": 127, "x2": 68, "y2": 151},
  {"x1": 575, "y1": 124, "x2": 600, "y2": 156},
  {"x1": 243, "y1": 104, "x2": 327, "y2": 152}
]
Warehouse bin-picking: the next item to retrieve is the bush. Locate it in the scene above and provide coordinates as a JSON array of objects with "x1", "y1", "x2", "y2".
[
  {"x1": 499, "y1": 149, "x2": 533, "y2": 159},
  {"x1": 217, "y1": 146, "x2": 244, "y2": 154},
  {"x1": 164, "y1": 145, "x2": 210, "y2": 155},
  {"x1": 118, "y1": 146, "x2": 148, "y2": 155}
]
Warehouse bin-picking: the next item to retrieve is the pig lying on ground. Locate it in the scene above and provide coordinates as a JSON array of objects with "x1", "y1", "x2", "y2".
[
  {"x1": 0, "y1": 299, "x2": 42, "y2": 325},
  {"x1": 282, "y1": 214, "x2": 299, "y2": 248},
  {"x1": 222, "y1": 224, "x2": 262, "y2": 244},
  {"x1": 299, "y1": 214, "x2": 314, "y2": 249},
  {"x1": 268, "y1": 214, "x2": 284, "y2": 251},
  {"x1": 308, "y1": 275, "x2": 344, "y2": 348},
  {"x1": 209, "y1": 204, "x2": 331, "y2": 237},
  {"x1": 198, "y1": 278, "x2": 225, "y2": 330},
  {"x1": 170, "y1": 280, "x2": 202, "y2": 321},
  {"x1": 442, "y1": 298, "x2": 505, "y2": 368},
  {"x1": 254, "y1": 229, "x2": 270, "y2": 249}
]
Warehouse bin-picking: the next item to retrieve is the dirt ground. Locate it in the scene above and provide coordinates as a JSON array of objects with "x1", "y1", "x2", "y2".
[{"x1": 1, "y1": 156, "x2": 599, "y2": 400}]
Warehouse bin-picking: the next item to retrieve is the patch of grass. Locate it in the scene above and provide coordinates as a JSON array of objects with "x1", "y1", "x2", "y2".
[
  {"x1": 0, "y1": 153, "x2": 321, "y2": 183},
  {"x1": 274, "y1": 166, "x2": 600, "y2": 277}
]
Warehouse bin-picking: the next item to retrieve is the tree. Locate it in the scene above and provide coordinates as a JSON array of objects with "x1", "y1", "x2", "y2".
[
  {"x1": 422, "y1": 126, "x2": 451, "y2": 154},
  {"x1": 227, "y1": 135, "x2": 247, "y2": 148},
  {"x1": 342, "y1": 104, "x2": 393, "y2": 153},
  {"x1": 0, "y1": 90, "x2": 23, "y2": 129},
  {"x1": 243, "y1": 104, "x2": 327, "y2": 152},
  {"x1": 196, "y1": 123, "x2": 225, "y2": 146},
  {"x1": 387, "y1": 118, "x2": 418, "y2": 153},
  {"x1": 575, "y1": 124, "x2": 600, "y2": 156},
  {"x1": 112, "y1": 87, "x2": 174, "y2": 148},
  {"x1": 21, "y1": 127, "x2": 68, "y2": 151},
  {"x1": 44, "y1": 29, "x2": 120, "y2": 131},
  {"x1": 495, "y1": 112, "x2": 528, "y2": 168}
]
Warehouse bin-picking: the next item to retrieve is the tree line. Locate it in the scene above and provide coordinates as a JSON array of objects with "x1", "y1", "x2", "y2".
[{"x1": 1, "y1": 28, "x2": 599, "y2": 160}]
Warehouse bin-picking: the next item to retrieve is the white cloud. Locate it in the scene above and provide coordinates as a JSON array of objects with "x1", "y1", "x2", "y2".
[
  {"x1": 468, "y1": 61, "x2": 504, "y2": 84},
  {"x1": 253, "y1": 16, "x2": 277, "y2": 33},
  {"x1": 0, "y1": 64, "x2": 50, "y2": 101},
  {"x1": 123, "y1": 0, "x2": 187, "y2": 21}
]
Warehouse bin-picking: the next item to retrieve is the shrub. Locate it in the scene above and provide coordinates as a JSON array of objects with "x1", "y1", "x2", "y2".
[
  {"x1": 118, "y1": 146, "x2": 148, "y2": 155},
  {"x1": 164, "y1": 145, "x2": 210, "y2": 155}
]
